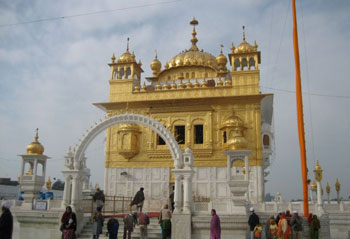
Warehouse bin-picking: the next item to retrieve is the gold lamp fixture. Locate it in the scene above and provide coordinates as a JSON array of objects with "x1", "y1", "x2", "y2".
[
  {"x1": 313, "y1": 160, "x2": 323, "y2": 182},
  {"x1": 46, "y1": 177, "x2": 52, "y2": 191},
  {"x1": 335, "y1": 178, "x2": 341, "y2": 193},
  {"x1": 326, "y1": 182, "x2": 330, "y2": 195}
]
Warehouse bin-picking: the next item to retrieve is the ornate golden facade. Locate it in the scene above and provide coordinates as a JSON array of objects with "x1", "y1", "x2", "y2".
[{"x1": 95, "y1": 18, "x2": 272, "y2": 172}]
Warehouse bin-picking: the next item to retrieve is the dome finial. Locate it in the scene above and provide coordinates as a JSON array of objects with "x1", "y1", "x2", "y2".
[
  {"x1": 220, "y1": 44, "x2": 224, "y2": 54},
  {"x1": 242, "y1": 26, "x2": 246, "y2": 41},
  {"x1": 35, "y1": 128, "x2": 39, "y2": 142},
  {"x1": 189, "y1": 17, "x2": 199, "y2": 51},
  {"x1": 155, "y1": 49, "x2": 158, "y2": 59},
  {"x1": 126, "y1": 37, "x2": 130, "y2": 52}
]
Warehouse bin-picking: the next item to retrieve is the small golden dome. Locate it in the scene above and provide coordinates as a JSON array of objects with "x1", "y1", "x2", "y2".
[
  {"x1": 170, "y1": 81, "x2": 177, "y2": 90},
  {"x1": 117, "y1": 38, "x2": 136, "y2": 63},
  {"x1": 311, "y1": 181, "x2": 317, "y2": 190},
  {"x1": 222, "y1": 116, "x2": 245, "y2": 128},
  {"x1": 234, "y1": 26, "x2": 256, "y2": 54},
  {"x1": 151, "y1": 49, "x2": 161, "y2": 74},
  {"x1": 234, "y1": 40, "x2": 255, "y2": 54},
  {"x1": 26, "y1": 129, "x2": 44, "y2": 155},
  {"x1": 216, "y1": 45, "x2": 228, "y2": 68},
  {"x1": 227, "y1": 135, "x2": 248, "y2": 150}
]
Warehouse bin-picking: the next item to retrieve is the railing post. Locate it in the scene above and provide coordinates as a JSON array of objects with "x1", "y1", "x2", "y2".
[
  {"x1": 122, "y1": 196, "x2": 124, "y2": 213},
  {"x1": 113, "y1": 196, "x2": 116, "y2": 214}
]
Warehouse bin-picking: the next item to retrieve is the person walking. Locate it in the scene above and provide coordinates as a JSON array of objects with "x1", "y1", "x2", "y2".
[
  {"x1": 159, "y1": 204, "x2": 172, "y2": 239},
  {"x1": 123, "y1": 212, "x2": 137, "y2": 239},
  {"x1": 107, "y1": 218, "x2": 119, "y2": 239},
  {"x1": 248, "y1": 207, "x2": 260, "y2": 239},
  {"x1": 277, "y1": 212, "x2": 291, "y2": 239},
  {"x1": 138, "y1": 211, "x2": 150, "y2": 239},
  {"x1": 130, "y1": 187, "x2": 145, "y2": 213},
  {"x1": 210, "y1": 209, "x2": 221, "y2": 239},
  {"x1": 93, "y1": 187, "x2": 105, "y2": 210},
  {"x1": 92, "y1": 207, "x2": 104, "y2": 239},
  {"x1": 60, "y1": 206, "x2": 77, "y2": 239},
  {"x1": 0, "y1": 201, "x2": 13, "y2": 239},
  {"x1": 290, "y1": 211, "x2": 303, "y2": 239},
  {"x1": 309, "y1": 215, "x2": 320, "y2": 239}
]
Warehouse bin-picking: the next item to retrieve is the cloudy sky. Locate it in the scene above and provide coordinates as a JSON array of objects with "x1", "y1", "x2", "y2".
[{"x1": 0, "y1": 0, "x2": 349, "y2": 201}]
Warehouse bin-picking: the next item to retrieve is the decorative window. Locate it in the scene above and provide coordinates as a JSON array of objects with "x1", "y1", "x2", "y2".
[
  {"x1": 223, "y1": 131, "x2": 227, "y2": 143},
  {"x1": 194, "y1": 125, "x2": 203, "y2": 144},
  {"x1": 175, "y1": 125, "x2": 185, "y2": 144},
  {"x1": 263, "y1": 134, "x2": 270, "y2": 147},
  {"x1": 157, "y1": 134, "x2": 166, "y2": 145}
]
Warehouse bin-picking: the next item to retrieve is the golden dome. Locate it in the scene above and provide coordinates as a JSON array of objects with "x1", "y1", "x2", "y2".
[
  {"x1": 164, "y1": 18, "x2": 218, "y2": 72},
  {"x1": 117, "y1": 38, "x2": 136, "y2": 63},
  {"x1": 26, "y1": 129, "x2": 44, "y2": 155},
  {"x1": 234, "y1": 26, "x2": 256, "y2": 54},
  {"x1": 222, "y1": 115, "x2": 245, "y2": 128},
  {"x1": 150, "y1": 49, "x2": 161, "y2": 74},
  {"x1": 216, "y1": 45, "x2": 228, "y2": 68},
  {"x1": 311, "y1": 181, "x2": 317, "y2": 190}
]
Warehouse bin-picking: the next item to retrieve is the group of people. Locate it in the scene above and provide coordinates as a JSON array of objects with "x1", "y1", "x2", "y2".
[{"x1": 248, "y1": 207, "x2": 321, "y2": 239}]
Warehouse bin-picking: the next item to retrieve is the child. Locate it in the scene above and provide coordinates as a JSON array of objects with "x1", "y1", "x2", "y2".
[
  {"x1": 254, "y1": 223, "x2": 263, "y2": 238},
  {"x1": 269, "y1": 219, "x2": 278, "y2": 239}
]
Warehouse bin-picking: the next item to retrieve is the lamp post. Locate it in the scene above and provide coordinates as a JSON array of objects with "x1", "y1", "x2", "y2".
[
  {"x1": 314, "y1": 160, "x2": 324, "y2": 214},
  {"x1": 326, "y1": 182, "x2": 330, "y2": 204},
  {"x1": 335, "y1": 179, "x2": 341, "y2": 204}
]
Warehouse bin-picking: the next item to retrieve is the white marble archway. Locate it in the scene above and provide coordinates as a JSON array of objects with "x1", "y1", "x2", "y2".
[
  {"x1": 62, "y1": 113, "x2": 194, "y2": 216},
  {"x1": 75, "y1": 113, "x2": 183, "y2": 169}
]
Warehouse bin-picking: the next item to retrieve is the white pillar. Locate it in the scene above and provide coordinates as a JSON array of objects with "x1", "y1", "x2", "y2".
[
  {"x1": 257, "y1": 165, "x2": 264, "y2": 202},
  {"x1": 183, "y1": 174, "x2": 193, "y2": 214},
  {"x1": 71, "y1": 175, "x2": 79, "y2": 212},
  {"x1": 173, "y1": 174, "x2": 182, "y2": 213},
  {"x1": 62, "y1": 176, "x2": 71, "y2": 208},
  {"x1": 316, "y1": 181, "x2": 324, "y2": 215},
  {"x1": 227, "y1": 156, "x2": 232, "y2": 181}
]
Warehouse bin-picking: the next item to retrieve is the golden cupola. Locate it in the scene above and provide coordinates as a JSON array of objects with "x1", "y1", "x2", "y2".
[
  {"x1": 216, "y1": 44, "x2": 228, "y2": 72},
  {"x1": 150, "y1": 49, "x2": 161, "y2": 76},
  {"x1": 117, "y1": 38, "x2": 136, "y2": 63},
  {"x1": 220, "y1": 115, "x2": 248, "y2": 150},
  {"x1": 234, "y1": 26, "x2": 256, "y2": 54},
  {"x1": 26, "y1": 128, "x2": 44, "y2": 155}
]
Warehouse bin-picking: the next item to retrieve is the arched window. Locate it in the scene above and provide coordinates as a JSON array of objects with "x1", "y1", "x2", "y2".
[
  {"x1": 263, "y1": 134, "x2": 270, "y2": 147},
  {"x1": 249, "y1": 57, "x2": 255, "y2": 70},
  {"x1": 125, "y1": 67, "x2": 131, "y2": 79}
]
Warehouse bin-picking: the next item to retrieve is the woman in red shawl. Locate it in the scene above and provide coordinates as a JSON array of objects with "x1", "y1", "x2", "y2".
[
  {"x1": 61, "y1": 206, "x2": 77, "y2": 239},
  {"x1": 210, "y1": 209, "x2": 221, "y2": 239}
]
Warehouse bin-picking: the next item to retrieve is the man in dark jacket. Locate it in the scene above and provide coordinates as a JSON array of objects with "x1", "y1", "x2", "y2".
[
  {"x1": 130, "y1": 187, "x2": 145, "y2": 213},
  {"x1": 93, "y1": 187, "x2": 105, "y2": 210},
  {"x1": 0, "y1": 201, "x2": 13, "y2": 239},
  {"x1": 248, "y1": 207, "x2": 259, "y2": 239}
]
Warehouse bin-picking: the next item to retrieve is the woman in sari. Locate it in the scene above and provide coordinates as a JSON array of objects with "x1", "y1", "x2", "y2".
[{"x1": 61, "y1": 206, "x2": 77, "y2": 239}]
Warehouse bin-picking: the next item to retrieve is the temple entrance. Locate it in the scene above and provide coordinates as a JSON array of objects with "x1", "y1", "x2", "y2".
[{"x1": 62, "y1": 113, "x2": 193, "y2": 215}]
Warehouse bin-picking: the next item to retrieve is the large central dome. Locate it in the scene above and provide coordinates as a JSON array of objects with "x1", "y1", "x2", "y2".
[{"x1": 162, "y1": 18, "x2": 219, "y2": 75}]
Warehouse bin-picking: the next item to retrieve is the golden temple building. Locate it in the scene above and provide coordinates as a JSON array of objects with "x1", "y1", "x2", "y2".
[{"x1": 95, "y1": 18, "x2": 274, "y2": 204}]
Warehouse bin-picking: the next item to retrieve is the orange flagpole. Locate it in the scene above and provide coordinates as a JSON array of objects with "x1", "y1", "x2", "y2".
[{"x1": 291, "y1": 0, "x2": 309, "y2": 217}]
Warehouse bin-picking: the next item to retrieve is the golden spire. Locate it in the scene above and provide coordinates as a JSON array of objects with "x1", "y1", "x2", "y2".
[
  {"x1": 126, "y1": 37, "x2": 130, "y2": 52},
  {"x1": 111, "y1": 53, "x2": 116, "y2": 63},
  {"x1": 242, "y1": 25, "x2": 246, "y2": 41},
  {"x1": 230, "y1": 42, "x2": 235, "y2": 53},
  {"x1": 155, "y1": 49, "x2": 158, "y2": 59},
  {"x1": 220, "y1": 44, "x2": 224, "y2": 54},
  {"x1": 335, "y1": 178, "x2": 341, "y2": 192},
  {"x1": 189, "y1": 17, "x2": 199, "y2": 51}
]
